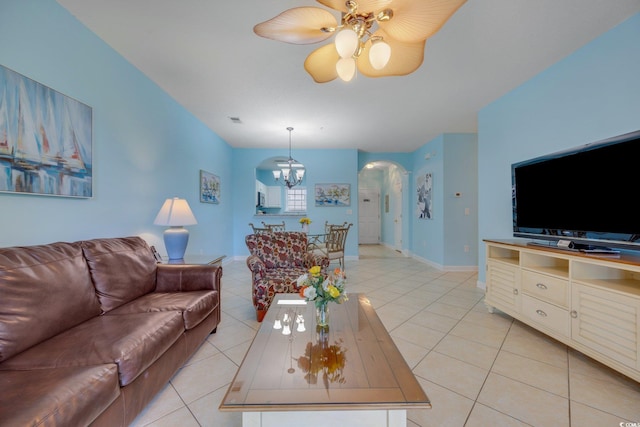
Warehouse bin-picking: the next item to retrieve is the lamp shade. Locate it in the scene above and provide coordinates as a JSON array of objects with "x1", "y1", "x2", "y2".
[{"x1": 153, "y1": 198, "x2": 197, "y2": 226}]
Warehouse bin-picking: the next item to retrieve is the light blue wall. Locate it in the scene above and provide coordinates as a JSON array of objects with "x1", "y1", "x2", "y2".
[
  {"x1": 443, "y1": 134, "x2": 478, "y2": 267},
  {"x1": 232, "y1": 148, "x2": 359, "y2": 257},
  {"x1": 0, "y1": 0, "x2": 233, "y2": 257},
  {"x1": 478, "y1": 13, "x2": 640, "y2": 283},
  {"x1": 410, "y1": 134, "x2": 478, "y2": 268}
]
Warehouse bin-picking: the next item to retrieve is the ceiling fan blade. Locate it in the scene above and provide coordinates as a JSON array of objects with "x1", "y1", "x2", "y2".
[
  {"x1": 379, "y1": 0, "x2": 467, "y2": 43},
  {"x1": 317, "y1": 0, "x2": 393, "y2": 13},
  {"x1": 254, "y1": 7, "x2": 338, "y2": 44},
  {"x1": 304, "y1": 44, "x2": 340, "y2": 83},
  {"x1": 358, "y1": 30, "x2": 425, "y2": 77}
]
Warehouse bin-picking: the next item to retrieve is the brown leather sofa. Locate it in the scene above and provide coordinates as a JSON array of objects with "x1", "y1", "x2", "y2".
[{"x1": 0, "y1": 236, "x2": 222, "y2": 426}]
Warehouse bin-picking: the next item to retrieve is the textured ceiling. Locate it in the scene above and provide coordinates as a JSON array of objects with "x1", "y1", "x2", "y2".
[{"x1": 57, "y1": 0, "x2": 640, "y2": 152}]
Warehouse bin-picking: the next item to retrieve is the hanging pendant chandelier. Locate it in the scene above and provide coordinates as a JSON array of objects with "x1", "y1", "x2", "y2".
[
  {"x1": 254, "y1": 0, "x2": 467, "y2": 83},
  {"x1": 273, "y1": 127, "x2": 305, "y2": 189}
]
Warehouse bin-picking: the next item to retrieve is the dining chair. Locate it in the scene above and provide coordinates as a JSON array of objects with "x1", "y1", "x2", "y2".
[
  {"x1": 311, "y1": 222, "x2": 352, "y2": 268},
  {"x1": 248, "y1": 223, "x2": 270, "y2": 233},
  {"x1": 262, "y1": 221, "x2": 286, "y2": 232}
]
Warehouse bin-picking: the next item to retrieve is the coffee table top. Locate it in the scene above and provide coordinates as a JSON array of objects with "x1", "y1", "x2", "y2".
[{"x1": 220, "y1": 293, "x2": 430, "y2": 412}]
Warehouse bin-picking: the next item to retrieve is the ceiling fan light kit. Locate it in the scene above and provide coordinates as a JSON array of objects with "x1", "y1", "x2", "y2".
[{"x1": 254, "y1": 0, "x2": 467, "y2": 83}]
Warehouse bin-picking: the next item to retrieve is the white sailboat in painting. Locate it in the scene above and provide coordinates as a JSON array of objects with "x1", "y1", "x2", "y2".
[
  {"x1": 15, "y1": 80, "x2": 42, "y2": 166},
  {"x1": 58, "y1": 100, "x2": 86, "y2": 173},
  {"x1": 0, "y1": 86, "x2": 11, "y2": 159},
  {"x1": 39, "y1": 91, "x2": 61, "y2": 166}
]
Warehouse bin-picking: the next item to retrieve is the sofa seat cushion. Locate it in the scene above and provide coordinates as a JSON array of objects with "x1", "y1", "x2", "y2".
[
  {"x1": 82, "y1": 237, "x2": 158, "y2": 312},
  {"x1": 0, "y1": 312, "x2": 184, "y2": 386},
  {"x1": 106, "y1": 291, "x2": 218, "y2": 330},
  {"x1": 0, "y1": 364, "x2": 119, "y2": 427},
  {"x1": 0, "y1": 241, "x2": 101, "y2": 362}
]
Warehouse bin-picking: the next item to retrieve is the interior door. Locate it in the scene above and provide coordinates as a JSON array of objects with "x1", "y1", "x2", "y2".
[{"x1": 358, "y1": 189, "x2": 380, "y2": 244}]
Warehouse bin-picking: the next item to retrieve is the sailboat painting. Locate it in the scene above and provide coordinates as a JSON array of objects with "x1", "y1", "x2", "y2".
[{"x1": 0, "y1": 64, "x2": 92, "y2": 198}]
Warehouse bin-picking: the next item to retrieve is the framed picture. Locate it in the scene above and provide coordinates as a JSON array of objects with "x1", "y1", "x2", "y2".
[
  {"x1": 200, "y1": 170, "x2": 220, "y2": 204},
  {"x1": 417, "y1": 173, "x2": 433, "y2": 219},
  {"x1": 315, "y1": 183, "x2": 350, "y2": 207},
  {"x1": 0, "y1": 64, "x2": 92, "y2": 198}
]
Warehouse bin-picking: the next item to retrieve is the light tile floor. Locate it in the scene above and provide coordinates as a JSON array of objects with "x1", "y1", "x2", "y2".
[{"x1": 131, "y1": 245, "x2": 640, "y2": 426}]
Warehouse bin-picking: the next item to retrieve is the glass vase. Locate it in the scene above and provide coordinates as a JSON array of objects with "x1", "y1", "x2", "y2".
[{"x1": 316, "y1": 302, "x2": 329, "y2": 332}]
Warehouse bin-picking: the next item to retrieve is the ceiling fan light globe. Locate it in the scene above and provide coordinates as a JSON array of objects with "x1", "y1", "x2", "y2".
[
  {"x1": 336, "y1": 57, "x2": 356, "y2": 81},
  {"x1": 335, "y1": 28, "x2": 359, "y2": 58},
  {"x1": 369, "y1": 40, "x2": 391, "y2": 70}
]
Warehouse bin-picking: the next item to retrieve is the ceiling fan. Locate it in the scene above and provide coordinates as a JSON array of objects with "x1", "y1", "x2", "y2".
[{"x1": 254, "y1": 0, "x2": 467, "y2": 83}]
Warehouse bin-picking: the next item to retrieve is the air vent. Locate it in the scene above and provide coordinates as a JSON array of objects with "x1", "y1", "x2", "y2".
[{"x1": 229, "y1": 117, "x2": 242, "y2": 124}]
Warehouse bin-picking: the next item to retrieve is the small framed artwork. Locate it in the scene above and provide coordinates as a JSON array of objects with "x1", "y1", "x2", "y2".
[
  {"x1": 417, "y1": 172, "x2": 433, "y2": 219},
  {"x1": 200, "y1": 170, "x2": 220, "y2": 204},
  {"x1": 315, "y1": 183, "x2": 350, "y2": 207}
]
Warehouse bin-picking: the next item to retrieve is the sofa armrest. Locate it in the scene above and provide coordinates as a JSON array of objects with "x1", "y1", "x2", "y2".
[{"x1": 155, "y1": 264, "x2": 222, "y2": 293}]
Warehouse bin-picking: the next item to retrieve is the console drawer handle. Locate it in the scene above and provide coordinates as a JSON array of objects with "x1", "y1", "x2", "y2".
[
  {"x1": 536, "y1": 283, "x2": 548, "y2": 290},
  {"x1": 513, "y1": 289, "x2": 519, "y2": 295},
  {"x1": 571, "y1": 310, "x2": 578, "y2": 318},
  {"x1": 536, "y1": 309, "x2": 547, "y2": 317}
]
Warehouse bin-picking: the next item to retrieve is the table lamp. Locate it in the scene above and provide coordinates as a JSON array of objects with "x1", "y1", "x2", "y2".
[{"x1": 153, "y1": 197, "x2": 197, "y2": 260}]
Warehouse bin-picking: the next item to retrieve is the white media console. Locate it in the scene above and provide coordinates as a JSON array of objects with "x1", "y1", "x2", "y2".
[{"x1": 484, "y1": 239, "x2": 640, "y2": 383}]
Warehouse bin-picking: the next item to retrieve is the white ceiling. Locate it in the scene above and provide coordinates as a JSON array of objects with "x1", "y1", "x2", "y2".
[{"x1": 56, "y1": 0, "x2": 640, "y2": 152}]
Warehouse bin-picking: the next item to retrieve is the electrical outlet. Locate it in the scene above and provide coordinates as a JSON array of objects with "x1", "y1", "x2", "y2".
[{"x1": 464, "y1": 245, "x2": 470, "y2": 252}]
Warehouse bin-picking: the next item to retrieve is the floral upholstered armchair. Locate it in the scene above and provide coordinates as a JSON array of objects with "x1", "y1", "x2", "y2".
[{"x1": 246, "y1": 232, "x2": 329, "y2": 322}]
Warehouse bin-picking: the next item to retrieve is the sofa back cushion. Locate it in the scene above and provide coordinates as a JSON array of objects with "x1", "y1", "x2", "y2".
[
  {"x1": 0, "y1": 241, "x2": 101, "y2": 362},
  {"x1": 82, "y1": 237, "x2": 157, "y2": 312},
  {"x1": 245, "y1": 232, "x2": 308, "y2": 269}
]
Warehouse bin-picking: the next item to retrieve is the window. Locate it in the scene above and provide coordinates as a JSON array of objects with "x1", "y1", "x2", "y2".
[{"x1": 285, "y1": 187, "x2": 307, "y2": 212}]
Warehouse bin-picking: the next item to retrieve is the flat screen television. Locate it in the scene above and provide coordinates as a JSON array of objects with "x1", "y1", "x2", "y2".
[{"x1": 512, "y1": 129, "x2": 640, "y2": 252}]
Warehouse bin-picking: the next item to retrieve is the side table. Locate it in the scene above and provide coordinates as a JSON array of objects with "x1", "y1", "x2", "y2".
[{"x1": 165, "y1": 254, "x2": 226, "y2": 266}]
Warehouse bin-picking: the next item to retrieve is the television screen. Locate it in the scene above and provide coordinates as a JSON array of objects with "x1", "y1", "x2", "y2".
[{"x1": 512, "y1": 130, "x2": 640, "y2": 251}]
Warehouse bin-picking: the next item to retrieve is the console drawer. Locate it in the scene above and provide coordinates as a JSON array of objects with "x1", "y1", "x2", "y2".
[
  {"x1": 522, "y1": 270, "x2": 569, "y2": 308},
  {"x1": 522, "y1": 294, "x2": 570, "y2": 337}
]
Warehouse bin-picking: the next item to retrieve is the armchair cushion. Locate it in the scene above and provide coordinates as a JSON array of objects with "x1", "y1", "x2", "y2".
[{"x1": 245, "y1": 232, "x2": 308, "y2": 269}]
